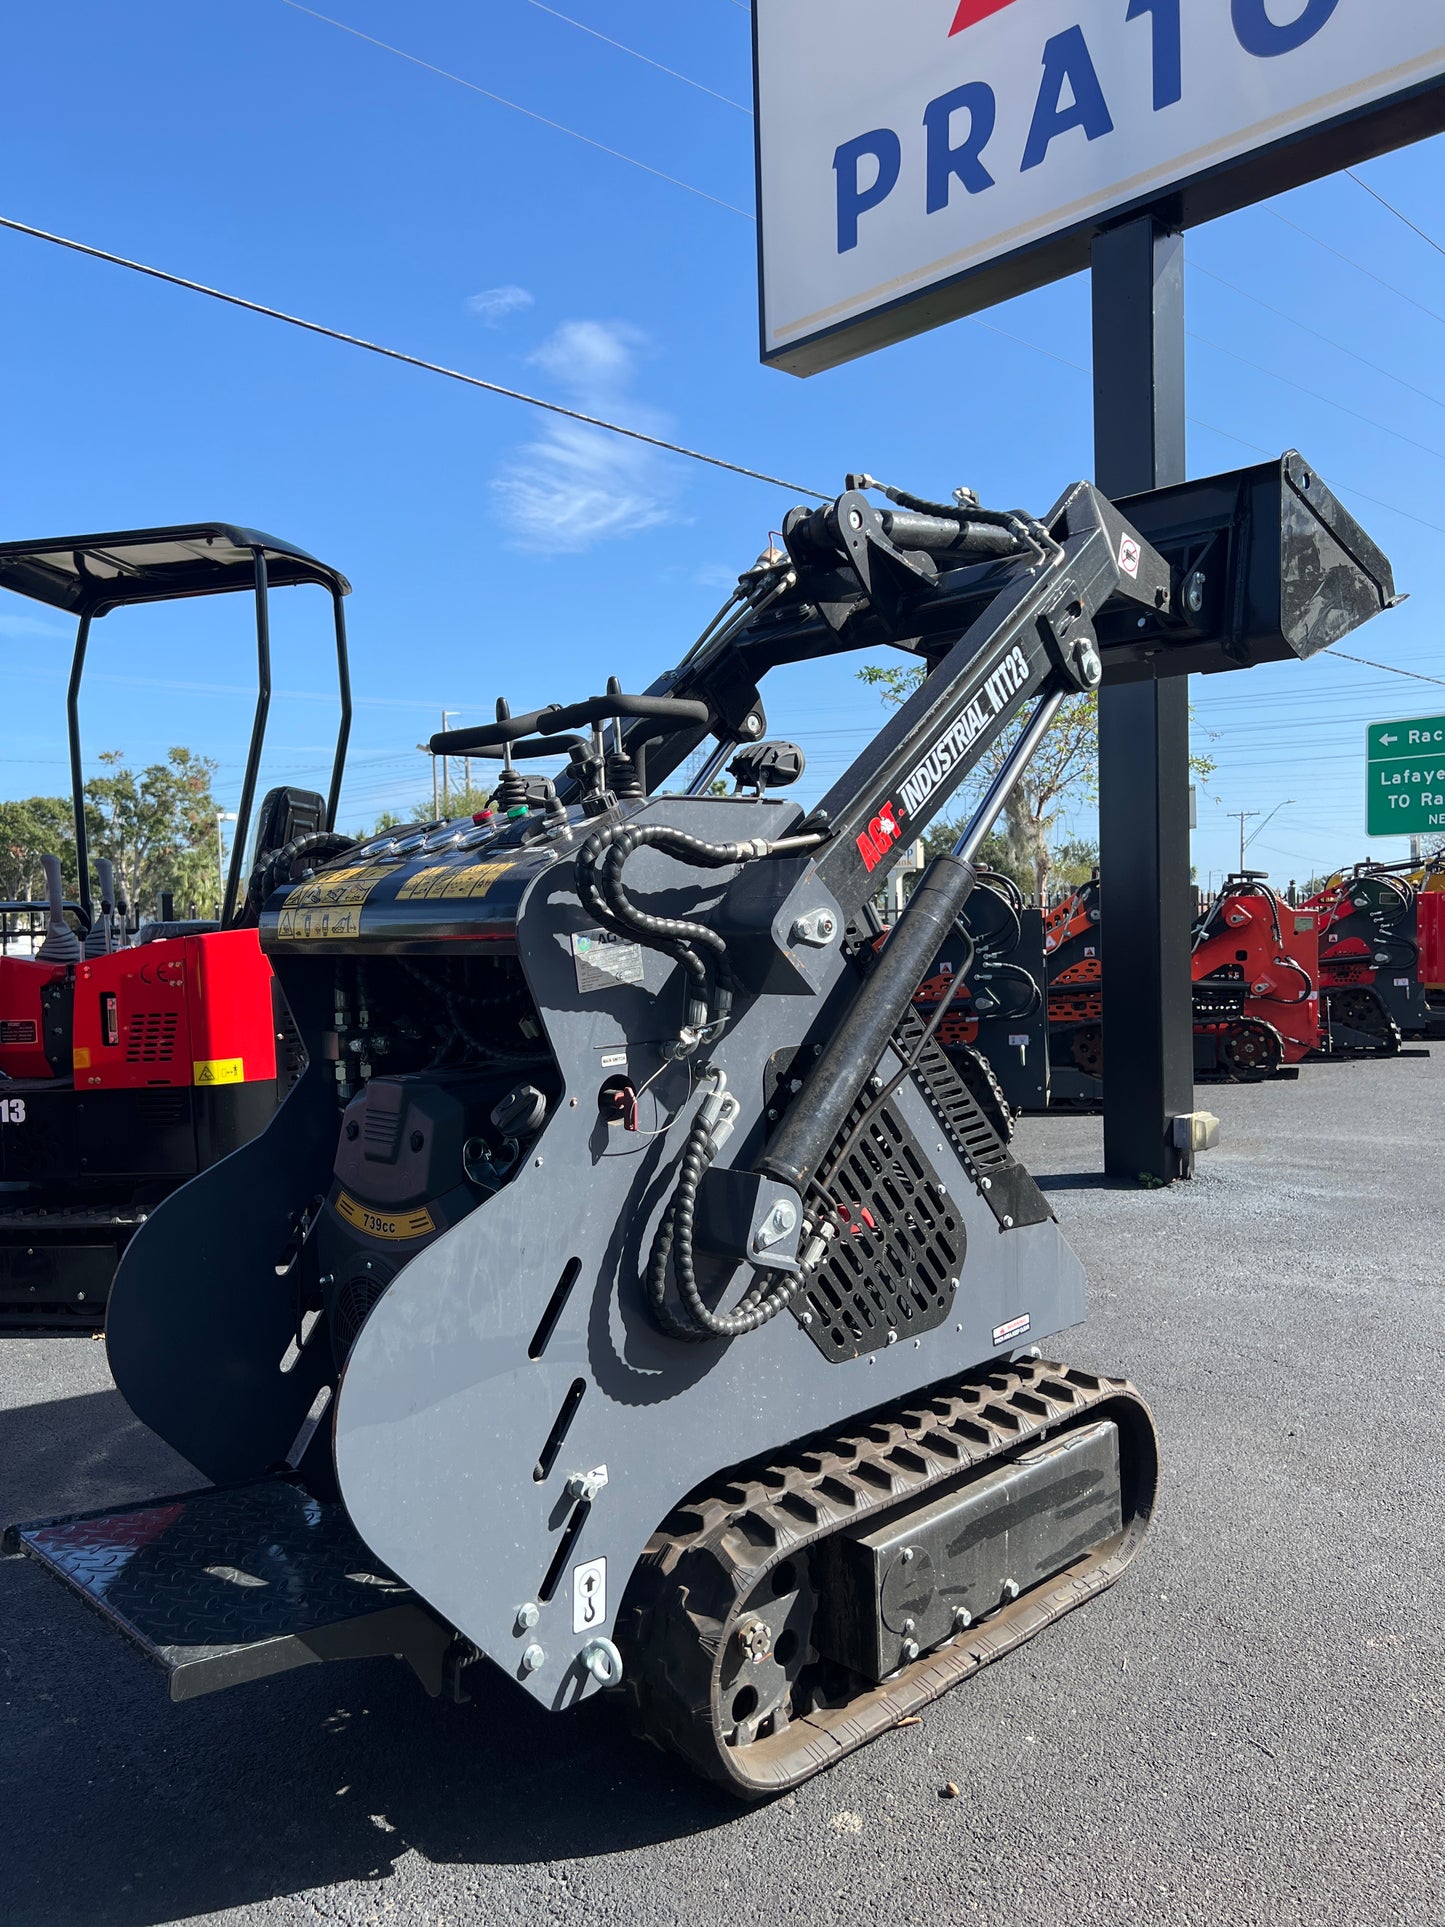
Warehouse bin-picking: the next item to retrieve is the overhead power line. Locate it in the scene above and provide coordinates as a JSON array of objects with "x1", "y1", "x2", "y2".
[
  {"x1": 1189, "y1": 332, "x2": 1445, "y2": 465},
  {"x1": 1269, "y1": 210, "x2": 1445, "y2": 331},
  {"x1": 1330, "y1": 651, "x2": 1445, "y2": 690},
  {"x1": 1189, "y1": 260, "x2": 1445, "y2": 415},
  {"x1": 0, "y1": 213, "x2": 828, "y2": 501},
  {"x1": 523, "y1": 0, "x2": 751, "y2": 113},
  {"x1": 276, "y1": 0, "x2": 755, "y2": 219},
  {"x1": 1346, "y1": 168, "x2": 1445, "y2": 261},
  {"x1": 961, "y1": 315, "x2": 1445, "y2": 540}
]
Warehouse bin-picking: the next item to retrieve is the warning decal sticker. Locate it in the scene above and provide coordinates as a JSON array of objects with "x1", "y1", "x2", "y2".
[
  {"x1": 283, "y1": 863, "x2": 401, "y2": 912},
  {"x1": 275, "y1": 905, "x2": 363, "y2": 942},
  {"x1": 193, "y1": 1057, "x2": 244, "y2": 1086},
  {"x1": 396, "y1": 859, "x2": 516, "y2": 902},
  {"x1": 572, "y1": 1555, "x2": 607, "y2": 1634},
  {"x1": 992, "y1": 1312, "x2": 1031, "y2": 1347}
]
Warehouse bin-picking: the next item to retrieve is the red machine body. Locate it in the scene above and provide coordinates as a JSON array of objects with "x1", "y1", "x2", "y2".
[
  {"x1": 69, "y1": 931, "x2": 279, "y2": 1093},
  {"x1": 1043, "y1": 874, "x2": 1306, "y2": 1093},
  {"x1": 1191, "y1": 885, "x2": 1323, "y2": 1065},
  {"x1": 0, "y1": 928, "x2": 297, "y2": 1329},
  {"x1": 0, "y1": 958, "x2": 69, "y2": 1079}
]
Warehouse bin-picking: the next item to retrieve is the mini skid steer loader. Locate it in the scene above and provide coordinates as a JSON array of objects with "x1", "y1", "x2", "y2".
[{"x1": 6, "y1": 453, "x2": 1397, "y2": 1793}]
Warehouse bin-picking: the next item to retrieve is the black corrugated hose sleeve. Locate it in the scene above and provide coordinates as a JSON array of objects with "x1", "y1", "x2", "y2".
[{"x1": 646, "y1": 1107, "x2": 802, "y2": 1342}]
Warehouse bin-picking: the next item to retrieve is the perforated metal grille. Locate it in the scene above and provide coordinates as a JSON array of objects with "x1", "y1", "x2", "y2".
[
  {"x1": 331, "y1": 1272, "x2": 387, "y2": 1366},
  {"x1": 125, "y1": 1011, "x2": 179, "y2": 1063},
  {"x1": 797, "y1": 1098, "x2": 961, "y2": 1363},
  {"x1": 895, "y1": 1011, "x2": 1011, "y2": 1175}
]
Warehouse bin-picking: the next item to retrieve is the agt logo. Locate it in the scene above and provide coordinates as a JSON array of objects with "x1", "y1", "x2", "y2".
[
  {"x1": 856, "y1": 800, "x2": 904, "y2": 874},
  {"x1": 949, "y1": 0, "x2": 1020, "y2": 33}
]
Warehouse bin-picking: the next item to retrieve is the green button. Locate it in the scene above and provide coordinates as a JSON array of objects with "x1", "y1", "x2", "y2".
[{"x1": 506, "y1": 805, "x2": 528, "y2": 820}]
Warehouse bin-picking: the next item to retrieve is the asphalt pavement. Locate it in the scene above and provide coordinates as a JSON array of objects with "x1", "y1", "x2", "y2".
[{"x1": 2, "y1": 1048, "x2": 1442, "y2": 1927}]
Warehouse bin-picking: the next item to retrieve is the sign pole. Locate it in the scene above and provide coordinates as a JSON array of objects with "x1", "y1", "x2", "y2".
[{"x1": 1092, "y1": 212, "x2": 1193, "y2": 1183}]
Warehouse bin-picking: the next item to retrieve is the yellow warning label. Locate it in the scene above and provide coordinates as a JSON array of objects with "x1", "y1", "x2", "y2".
[
  {"x1": 396, "y1": 859, "x2": 515, "y2": 902},
  {"x1": 334, "y1": 1190, "x2": 436, "y2": 1242},
  {"x1": 72, "y1": 1046, "x2": 92, "y2": 1070},
  {"x1": 274, "y1": 904, "x2": 365, "y2": 942},
  {"x1": 282, "y1": 862, "x2": 401, "y2": 912},
  {"x1": 194, "y1": 1057, "x2": 244, "y2": 1086}
]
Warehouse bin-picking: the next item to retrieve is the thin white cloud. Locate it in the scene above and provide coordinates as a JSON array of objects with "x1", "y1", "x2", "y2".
[
  {"x1": 0, "y1": 611, "x2": 70, "y2": 638},
  {"x1": 466, "y1": 285, "x2": 534, "y2": 325},
  {"x1": 527, "y1": 318, "x2": 645, "y2": 395},
  {"x1": 492, "y1": 319, "x2": 681, "y2": 553}
]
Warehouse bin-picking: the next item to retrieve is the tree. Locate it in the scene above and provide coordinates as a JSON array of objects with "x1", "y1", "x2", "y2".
[
  {"x1": 858, "y1": 661, "x2": 1214, "y2": 901},
  {"x1": 0, "y1": 796, "x2": 81, "y2": 901},
  {"x1": 85, "y1": 747, "x2": 222, "y2": 918}
]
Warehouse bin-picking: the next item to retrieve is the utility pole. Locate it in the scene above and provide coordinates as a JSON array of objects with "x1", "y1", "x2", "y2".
[
  {"x1": 216, "y1": 810, "x2": 238, "y2": 918},
  {"x1": 440, "y1": 710, "x2": 458, "y2": 814},
  {"x1": 1229, "y1": 810, "x2": 1261, "y2": 872},
  {"x1": 416, "y1": 745, "x2": 438, "y2": 818}
]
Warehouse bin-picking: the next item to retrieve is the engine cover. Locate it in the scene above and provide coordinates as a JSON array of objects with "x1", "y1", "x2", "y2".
[{"x1": 317, "y1": 1073, "x2": 507, "y2": 1365}]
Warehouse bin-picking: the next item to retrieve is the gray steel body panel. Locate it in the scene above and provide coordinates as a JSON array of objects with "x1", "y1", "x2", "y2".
[{"x1": 324, "y1": 798, "x2": 1087, "y2": 1709}]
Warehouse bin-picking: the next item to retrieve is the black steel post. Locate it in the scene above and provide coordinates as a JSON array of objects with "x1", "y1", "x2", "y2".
[
  {"x1": 223, "y1": 551, "x2": 273, "y2": 927},
  {"x1": 1092, "y1": 213, "x2": 1193, "y2": 1182},
  {"x1": 66, "y1": 613, "x2": 94, "y2": 929}
]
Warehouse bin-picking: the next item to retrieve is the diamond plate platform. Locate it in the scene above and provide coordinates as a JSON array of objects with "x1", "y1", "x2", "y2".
[{"x1": 3, "y1": 1479, "x2": 453, "y2": 1699}]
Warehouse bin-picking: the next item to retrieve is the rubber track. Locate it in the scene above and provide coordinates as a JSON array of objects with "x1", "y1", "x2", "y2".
[{"x1": 619, "y1": 1356, "x2": 1158, "y2": 1796}]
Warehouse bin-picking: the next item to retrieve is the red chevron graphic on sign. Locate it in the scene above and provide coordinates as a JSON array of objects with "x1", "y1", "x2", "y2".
[{"x1": 950, "y1": 0, "x2": 1020, "y2": 33}]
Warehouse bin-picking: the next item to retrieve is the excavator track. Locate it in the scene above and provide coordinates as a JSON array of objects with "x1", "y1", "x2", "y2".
[{"x1": 619, "y1": 1357, "x2": 1158, "y2": 1796}]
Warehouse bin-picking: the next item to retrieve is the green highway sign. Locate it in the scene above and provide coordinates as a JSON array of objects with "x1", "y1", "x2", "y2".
[{"x1": 1366, "y1": 714, "x2": 1445, "y2": 837}]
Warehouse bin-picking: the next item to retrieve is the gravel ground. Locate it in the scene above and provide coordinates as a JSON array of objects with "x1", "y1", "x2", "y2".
[{"x1": 2, "y1": 1048, "x2": 1442, "y2": 1927}]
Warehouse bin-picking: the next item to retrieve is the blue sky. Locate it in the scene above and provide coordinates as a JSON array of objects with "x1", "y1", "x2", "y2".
[{"x1": 0, "y1": 0, "x2": 1441, "y2": 892}]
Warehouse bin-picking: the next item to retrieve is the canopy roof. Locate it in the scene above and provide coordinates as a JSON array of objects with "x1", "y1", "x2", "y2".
[{"x1": 0, "y1": 523, "x2": 351, "y2": 616}]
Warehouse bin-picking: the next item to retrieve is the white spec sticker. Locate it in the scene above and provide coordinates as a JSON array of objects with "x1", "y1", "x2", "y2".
[
  {"x1": 572, "y1": 1556, "x2": 607, "y2": 1635},
  {"x1": 599, "y1": 1050, "x2": 627, "y2": 1069},
  {"x1": 1008, "y1": 1033, "x2": 1029, "y2": 1048},
  {"x1": 993, "y1": 1313, "x2": 1031, "y2": 1347},
  {"x1": 0, "y1": 1097, "x2": 26, "y2": 1124}
]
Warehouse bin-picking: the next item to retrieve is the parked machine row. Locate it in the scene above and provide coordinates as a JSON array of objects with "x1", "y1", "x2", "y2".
[{"x1": 909, "y1": 857, "x2": 1440, "y2": 1120}]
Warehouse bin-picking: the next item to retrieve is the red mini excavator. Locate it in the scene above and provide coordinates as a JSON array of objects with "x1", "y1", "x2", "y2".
[{"x1": 0, "y1": 524, "x2": 353, "y2": 1331}]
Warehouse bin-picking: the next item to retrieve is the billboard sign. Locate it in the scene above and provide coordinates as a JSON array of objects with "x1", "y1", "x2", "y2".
[
  {"x1": 755, "y1": 2, "x2": 1445, "y2": 373},
  {"x1": 1366, "y1": 714, "x2": 1445, "y2": 837}
]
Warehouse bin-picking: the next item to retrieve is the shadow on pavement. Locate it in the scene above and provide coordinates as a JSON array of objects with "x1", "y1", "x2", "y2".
[
  {"x1": 0, "y1": 1390, "x2": 744, "y2": 1927},
  {"x1": 1032, "y1": 1172, "x2": 1117, "y2": 1193}
]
